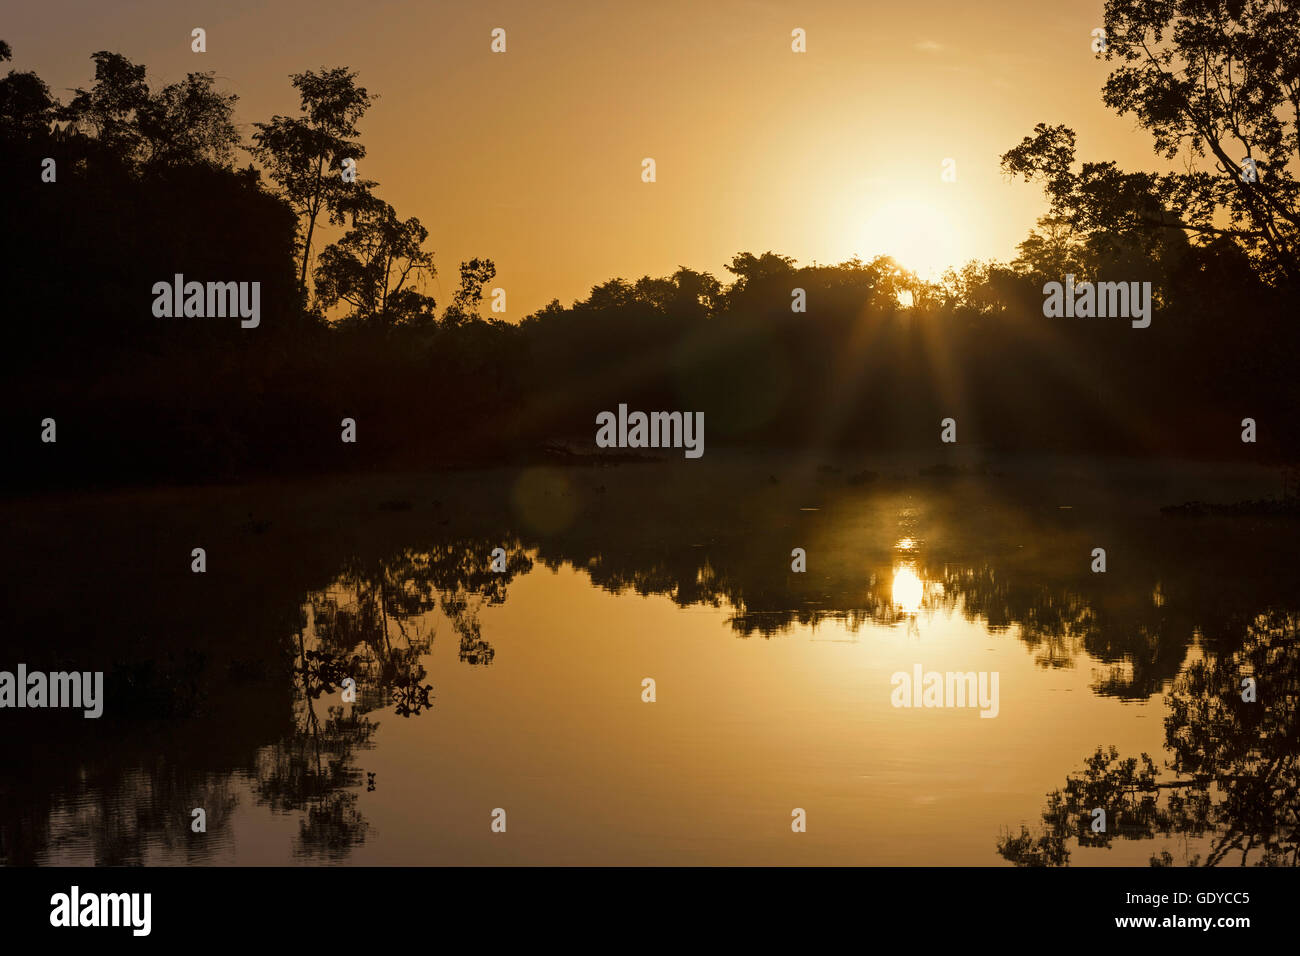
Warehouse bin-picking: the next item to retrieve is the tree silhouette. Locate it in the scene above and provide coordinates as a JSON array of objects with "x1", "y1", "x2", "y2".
[
  {"x1": 1002, "y1": 0, "x2": 1300, "y2": 285},
  {"x1": 443, "y1": 257, "x2": 497, "y2": 326},
  {"x1": 3, "y1": 37, "x2": 1298, "y2": 489},
  {"x1": 249, "y1": 67, "x2": 377, "y2": 290},
  {"x1": 0, "y1": 53, "x2": 57, "y2": 142},
  {"x1": 314, "y1": 197, "x2": 437, "y2": 329},
  {"x1": 60, "y1": 51, "x2": 149, "y2": 161},
  {"x1": 58, "y1": 53, "x2": 239, "y2": 171},
  {"x1": 136, "y1": 72, "x2": 240, "y2": 169}
]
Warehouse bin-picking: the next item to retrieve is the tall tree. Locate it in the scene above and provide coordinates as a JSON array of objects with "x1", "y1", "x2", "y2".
[
  {"x1": 443, "y1": 258, "x2": 497, "y2": 326},
  {"x1": 250, "y1": 67, "x2": 377, "y2": 290},
  {"x1": 314, "y1": 198, "x2": 437, "y2": 329},
  {"x1": 1002, "y1": 0, "x2": 1300, "y2": 286}
]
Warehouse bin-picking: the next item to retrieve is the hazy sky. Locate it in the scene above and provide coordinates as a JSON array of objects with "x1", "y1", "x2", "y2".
[{"x1": 6, "y1": 0, "x2": 1167, "y2": 315}]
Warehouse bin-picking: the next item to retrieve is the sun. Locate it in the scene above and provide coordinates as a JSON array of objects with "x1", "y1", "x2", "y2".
[{"x1": 857, "y1": 196, "x2": 966, "y2": 281}]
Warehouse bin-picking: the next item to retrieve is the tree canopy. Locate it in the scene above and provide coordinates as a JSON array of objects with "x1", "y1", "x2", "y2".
[{"x1": 1002, "y1": 0, "x2": 1300, "y2": 285}]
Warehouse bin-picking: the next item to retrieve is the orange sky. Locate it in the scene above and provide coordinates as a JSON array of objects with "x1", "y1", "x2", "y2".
[{"x1": 6, "y1": 0, "x2": 1167, "y2": 315}]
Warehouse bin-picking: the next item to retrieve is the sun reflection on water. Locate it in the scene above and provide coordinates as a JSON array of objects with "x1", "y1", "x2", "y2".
[{"x1": 891, "y1": 564, "x2": 924, "y2": 613}]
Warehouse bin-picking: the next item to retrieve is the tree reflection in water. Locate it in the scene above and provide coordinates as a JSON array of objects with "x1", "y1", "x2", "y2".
[
  {"x1": 252, "y1": 539, "x2": 530, "y2": 859},
  {"x1": 999, "y1": 612, "x2": 1300, "y2": 866}
]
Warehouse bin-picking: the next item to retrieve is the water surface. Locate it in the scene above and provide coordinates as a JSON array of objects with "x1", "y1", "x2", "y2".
[{"x1": 2, "y1": 454, "x2": 1294, "y2": 865}]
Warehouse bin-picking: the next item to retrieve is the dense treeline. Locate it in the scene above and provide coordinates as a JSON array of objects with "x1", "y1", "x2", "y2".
[{"x1": 1, "y1": 28, "x2": 1296, "y2": 490}]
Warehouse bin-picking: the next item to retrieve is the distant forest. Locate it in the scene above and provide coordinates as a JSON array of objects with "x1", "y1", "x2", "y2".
[{"x1": 3, "y1": 12, "x2": 1297, "y2": 489}]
